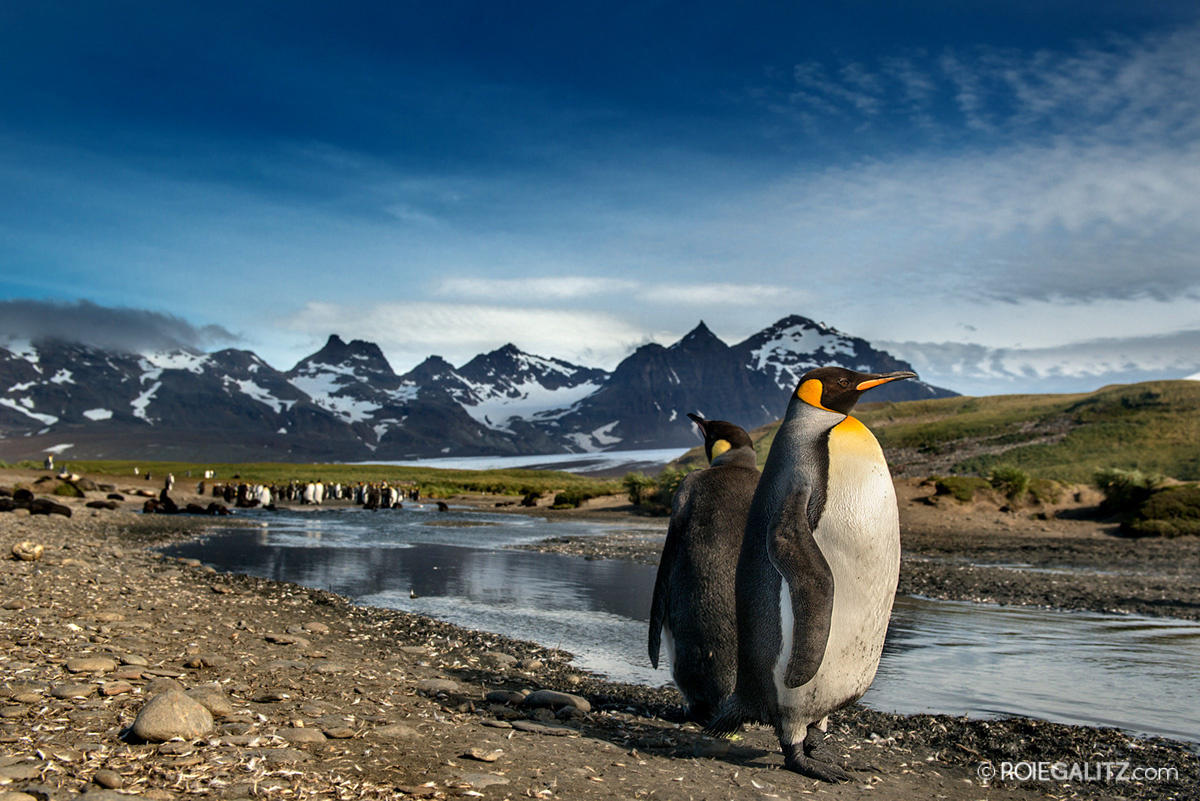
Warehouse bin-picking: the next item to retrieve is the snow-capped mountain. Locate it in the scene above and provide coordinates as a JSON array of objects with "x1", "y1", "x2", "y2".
[
  {"x1": 0, "y1": 316, "x2": 957, "y2": 461},
  {"x1": 735, "y1": 315, "x2": 946, "y2": 403},
  {"x1": 437, "y1": 344, "x2": 608, "y2": 432},
  {"x1": 542, "y1": 319, "x2": 952, "y2": 451},
  {"x1": 0, "y1": 338, "x2": 366, "y2": 461}
]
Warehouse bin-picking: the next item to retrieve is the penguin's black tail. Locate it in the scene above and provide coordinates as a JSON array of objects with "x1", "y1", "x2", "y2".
[{"x1": 704, "y1": 694, "x2": 747, "y2": 738}]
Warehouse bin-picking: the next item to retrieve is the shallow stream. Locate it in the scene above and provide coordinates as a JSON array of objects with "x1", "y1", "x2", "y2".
[{"x1": 163, "y1": 506, "x2": 1200, "y2": 744}]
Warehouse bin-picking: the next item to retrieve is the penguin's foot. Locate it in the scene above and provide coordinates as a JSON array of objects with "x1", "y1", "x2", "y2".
[
  {"x1": 782, "y1": 743, "x2": 851, "y2": 783},
  {"x1": 803, "y1": 723, "x2": 834, "y2": 761},
  {"x1": 802, "y1": 739, "x2": 837, "y2": 763}
]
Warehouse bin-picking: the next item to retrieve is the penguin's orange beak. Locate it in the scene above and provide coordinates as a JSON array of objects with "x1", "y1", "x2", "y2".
[{"x1": 855, "y1": 371, "x2": 918, "y2": 391}]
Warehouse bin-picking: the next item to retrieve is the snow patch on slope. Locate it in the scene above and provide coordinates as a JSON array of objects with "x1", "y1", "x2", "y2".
[
  {"x1": 564, "y1": 420, "x2": 623, "y2": 452},
  {"x1": 141, "y1": 350, "x2": 208, "y2": 373},
  {"x1": 131, "y1": 381, "x2": 162, "y2": 422},
  {"x1": 460, "y1": 379, "x2": 602, "y2": 431},
  {"x1": 1, "y1": 338, "x2": 40, "y2": 366},
  {"x1": 228, "y1": 380, "x2": 297, "y2": 414},
  {"x1": 0, "y1": 397, "x2": 58, "y2": 426}
]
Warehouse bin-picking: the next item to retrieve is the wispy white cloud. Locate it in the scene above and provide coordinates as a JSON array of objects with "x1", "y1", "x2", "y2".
[
  {"x1": 773, "y1": 23, "x2": 1200, "y2": 144},
  {"x1": 435, "y1": 276, "x2": 638, "y2": 300},
  {"x1": 281, "y1": 301, "x2": 652, "y2": 370},
  {"x1": 435, "y1": 276, "x2": 807, "y2": 308},
  {"x1": 883, "y1": 329, "x2": 1200, "y2": 395},
  {"x1": 757, "y1": 139, "x2": 1200, "y2": 303},
  {"x1": 640, "y1": 282, "x2": 808, "y2": 307}
]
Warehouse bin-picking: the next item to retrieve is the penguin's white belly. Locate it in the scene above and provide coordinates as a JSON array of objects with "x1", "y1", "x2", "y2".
[{"x1": 772, "y1": 443, "x2": 900, "y2": 718}]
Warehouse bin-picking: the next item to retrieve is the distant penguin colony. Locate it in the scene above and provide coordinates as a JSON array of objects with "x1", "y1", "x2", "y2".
[
  {"x1": 704, "y1": 366, "x2": 915, "y2": 781},
  {"x1": 648, "y1": 413, "x2": 759, "y2": 725}
]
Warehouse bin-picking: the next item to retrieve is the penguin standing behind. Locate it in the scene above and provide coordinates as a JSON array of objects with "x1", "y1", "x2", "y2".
[
  {"x1": 706, "y1": 366, "x2": 915, "y2": 781},
  {"x1": 649, "y1": 413, "x2": 760, "y2": 725}
]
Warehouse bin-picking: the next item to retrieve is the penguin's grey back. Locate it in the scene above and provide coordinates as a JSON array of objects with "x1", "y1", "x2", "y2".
[{"x1": 650, "y1": 447, "x2": 759, "y2": 723}]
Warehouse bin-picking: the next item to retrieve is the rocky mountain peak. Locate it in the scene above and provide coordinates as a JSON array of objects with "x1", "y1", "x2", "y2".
[
  {"x1": 401, "y1": 355, "x2": 459, "y2": 384},
  {"x1": 290, "y1": 334, "x2": 395, "y2": 379},
  {"x1": 672, "y1": 321, "x2": 725, "y2": 351}
]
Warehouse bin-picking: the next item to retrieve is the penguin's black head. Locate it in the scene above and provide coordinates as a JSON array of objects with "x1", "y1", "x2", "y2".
[
  {"x1": 687, "y1": 413, "x2": 752, "y2": 464},
  {"x1": 795, "y1": 366, "x2": 918, "y2": 414}
]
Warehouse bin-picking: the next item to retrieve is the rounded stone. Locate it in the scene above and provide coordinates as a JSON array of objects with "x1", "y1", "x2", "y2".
[
  {"x1": 520, "y1": 689, "x2": 591, "y2": 713},
  {"x1": 371, "y1": 723, "x2": 419, "y2": 739},
  {"x1": 485, "y1": 690, "x2": 528, "y2": 705},
  {"x1": 186, "y1": 686, "x2": 234, "y2": 719},
  {"x1": 0, "y1": 764, "x2": 42, "y2": 781},
  {"x1": 278, "y1": 727, "x2": 326, "y2": 743},
  {"x1": 416, "y1": 678, "x2": 459, "y2": 695},
  {"x1": 131, "y1": 690, "x2": 214, "y2": 742},
  {"x1": 93, "y1": 769, "x2": 124, "y2": 789},
  {"x1": 66, "y1": 656, "x2": 118, "y2": 674},
  {"x1": 479, "y1": 652, "x2": 517, "y2": 669},
  {"x1": 183, "y1": 653, "x2": 228, "y2": 669},
  {"x1": 50, "y1": 683, "x2": 96, "y2": 700},
  {"x1": 256, "y1": 748, "x2": 311, "y2": 764}
]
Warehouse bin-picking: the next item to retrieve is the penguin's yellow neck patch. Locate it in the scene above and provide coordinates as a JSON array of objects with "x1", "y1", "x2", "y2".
[
  {"x1": 830, "y1": 415, "x2": 883, "y2": 458},
  {"x1": 710, "y1": 439, "x2": 731, "y2": 460},
  {"x1": 797, "y1": 379, "x2": 829, "y2": 410}
]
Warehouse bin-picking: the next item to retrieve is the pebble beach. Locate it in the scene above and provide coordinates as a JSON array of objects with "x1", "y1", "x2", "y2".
[{"x1": 0, "y1": 472, "x2": 1196, "y2": 800}]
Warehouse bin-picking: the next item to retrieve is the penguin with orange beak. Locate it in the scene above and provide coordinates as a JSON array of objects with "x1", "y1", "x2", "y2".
[{"x1": 707, "y1": 367, "x2": 916, "y2": 782}]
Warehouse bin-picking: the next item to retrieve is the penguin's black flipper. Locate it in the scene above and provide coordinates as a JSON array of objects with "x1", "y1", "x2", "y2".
[
  {"x1": 767, "y1": 488, "x2": 835, "y2": 689},
  {"x1": 648, "y1": 479, "x2": 692, "y2": 668},
  {"x1": 647, "y1": 533, "x2": 675, "y2": 668}
]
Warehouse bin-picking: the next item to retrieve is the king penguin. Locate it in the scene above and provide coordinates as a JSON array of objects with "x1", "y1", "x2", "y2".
[
  {"x1": 706, "y1": 366, "x2": 916, "y2": 781},
  {"x1": 648, "y1": 413, "x2": 760, "y2": 725}
]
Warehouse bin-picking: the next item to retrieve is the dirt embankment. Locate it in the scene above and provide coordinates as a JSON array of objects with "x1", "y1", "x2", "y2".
[{"x1": 0, "y1": 469, "x2": 1196, "y2": 800}]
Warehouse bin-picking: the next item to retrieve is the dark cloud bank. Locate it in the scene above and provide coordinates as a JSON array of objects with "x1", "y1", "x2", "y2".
[{"x1": 0, "y1": 299, "x2": 238, "y2": 354}]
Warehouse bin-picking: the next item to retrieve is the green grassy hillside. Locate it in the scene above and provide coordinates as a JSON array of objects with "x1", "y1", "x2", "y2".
[{"x1": 671, "y1": 380, "x2": 1200, "y2": 483}]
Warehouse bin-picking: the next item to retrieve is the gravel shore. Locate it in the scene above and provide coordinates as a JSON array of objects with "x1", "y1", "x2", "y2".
[{"x1": 0, "y1": 473, "x2": 1196, "y2": 800}]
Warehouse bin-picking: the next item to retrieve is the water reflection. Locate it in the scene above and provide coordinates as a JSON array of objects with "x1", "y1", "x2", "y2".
[
  {"x1": 867, "y1": 597, "x2": 1200, "y2": 743},
  {"x1": 165, "y1": 508, "x2": 1200, "y2": 743}
]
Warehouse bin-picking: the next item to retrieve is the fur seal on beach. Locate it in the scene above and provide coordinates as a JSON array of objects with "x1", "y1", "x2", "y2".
[
  {"x1": 649, "y1": 413, "x2": 759, "y2": 725},
  {"x1": 706, "y1": 367, "x2": 915, "y2": 781}
]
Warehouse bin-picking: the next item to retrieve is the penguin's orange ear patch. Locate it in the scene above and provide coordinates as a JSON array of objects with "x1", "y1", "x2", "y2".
[
  {"x1": 710, "y1": 439, "x2": 731, "y2": 459},
  {"x1": 797, "y1": 379, "x2": 827, "y2": 409}
]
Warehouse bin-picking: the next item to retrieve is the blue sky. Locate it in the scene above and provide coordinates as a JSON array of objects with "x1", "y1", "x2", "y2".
[{"x1": 2, "y1": 1, "x2": 1199, "y2": 394}]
